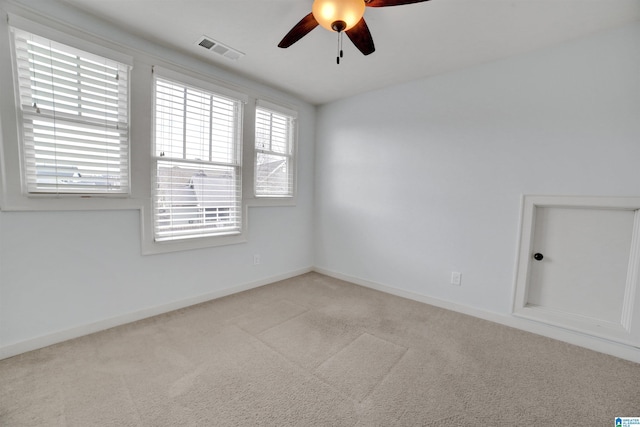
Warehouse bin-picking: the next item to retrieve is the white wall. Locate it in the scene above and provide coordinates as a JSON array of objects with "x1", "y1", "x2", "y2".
[
  {"x1": 0, "y1": 1, "x2": 315, "y2": 357},
  {"x1": 0, "y1": 206, "x2": 314, "y2": 350},
  {"x1": 314, "y1": 23, "x2": 640, "y2": 322},
  {"x1": 2, "y1": 0, "x2": 639, "y2": 361}
]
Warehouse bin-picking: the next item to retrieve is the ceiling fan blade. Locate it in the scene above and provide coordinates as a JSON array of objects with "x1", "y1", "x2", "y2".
[
  {"x1": 278, "y1": 13, "x2": 319, "y2": 48},
  {"x1": 365, "y1": 0, "x2": 430, "y2": 7},
  {"x1": 345, "y1": 18, "x2": 375, "y2": 56}
]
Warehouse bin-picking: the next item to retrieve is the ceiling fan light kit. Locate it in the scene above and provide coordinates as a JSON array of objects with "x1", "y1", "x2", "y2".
[
  {"x1": 278, "y1": 0, "x2": 430, "y2": 63},
  {"x1": 312, "y1": 0, "x2": 365, "y2": 32}
]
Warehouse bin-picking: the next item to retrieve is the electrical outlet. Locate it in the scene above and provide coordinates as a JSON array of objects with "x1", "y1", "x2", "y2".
[
  {"x1": 450, "y1": 272, "x2": 462, "y2": 286},
  {"x1": 253, "y1": 254, "x2": 261, "y2": 265}
]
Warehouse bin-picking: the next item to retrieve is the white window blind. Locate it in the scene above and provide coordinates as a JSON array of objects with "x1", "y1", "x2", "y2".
[
  {"x1": 255, "y1": 102, "x2": 296, "y2": 197},
  {"x1": 153, "y1": 75, "x2": 243, "y2": 242},
  {"x1": 11, "y1": 27, "x2": 130, "y2": 194}
]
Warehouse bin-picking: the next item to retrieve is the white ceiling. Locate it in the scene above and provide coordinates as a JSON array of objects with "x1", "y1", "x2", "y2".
[{"x1": 39, "y1": 0, "x2": 640, "y2": 104}]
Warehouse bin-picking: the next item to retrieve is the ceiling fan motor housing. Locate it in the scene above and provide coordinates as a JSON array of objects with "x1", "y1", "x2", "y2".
[{"x1": 312, "y1": 0, "x2": 366, "y2": 32}]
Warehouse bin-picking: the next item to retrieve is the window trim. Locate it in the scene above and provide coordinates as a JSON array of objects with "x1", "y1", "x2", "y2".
[
  {"x1": 151, "y1": 66, "x2": 248, "y2": 106},
  {"x1": 242, "y1": 99, "x2": 298, "y2": 208},
  {"x1": 254, "y1": 99, "x2": 297, "y2": 199},
  {"x1": 0, "y1": 12, "x2": 136, "y2": 212},
  {"x1": 7, "y1": 13, "x2": 133, "y2": 67},
  {"x1": 146, "y1": 66, "x2": 248, "y2": 251},
  {"x1": 11, "y1": 26, "x2": 132, "y2": 196}
]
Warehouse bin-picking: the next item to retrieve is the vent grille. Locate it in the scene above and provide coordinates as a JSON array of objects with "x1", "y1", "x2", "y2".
[
  {"x1": 195, "y1": 35, "x2": 244, "y2": 61},
  {"x1": 198, "y1": 38, "x2": 215, "y2": 50}
]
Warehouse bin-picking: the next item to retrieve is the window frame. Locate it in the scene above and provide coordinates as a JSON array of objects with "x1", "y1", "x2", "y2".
[
  {"x1": 12, "y1": 28, "x2": 131, "y2": 196},
  {"x1": 148, "y1": 66, "x2": 248, "y2": 249},
  {"x1": 254, "y1": 99, "x2": 297, "y2": 199},
  {"x1": 8, "y1": 15, "x2": 133, "y2": 199},
  {"x1": 0, "y1": 12, "x2": 140, "y2": 211}
]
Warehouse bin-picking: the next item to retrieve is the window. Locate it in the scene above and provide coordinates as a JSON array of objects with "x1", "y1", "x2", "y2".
[
  {"x1": 11, "y1": 27, "x2": 130, "y2": 194},
  {"x1": 255, "y1": 101, "x2": 296, "y2": 197},
  {"x1": 153, "y1": 73, "x2": 243, "y2": 242}
]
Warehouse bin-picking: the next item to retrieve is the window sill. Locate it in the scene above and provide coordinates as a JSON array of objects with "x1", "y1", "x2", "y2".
[
  {"x1": 139, "y1": 202, "x2": 250, "y2": 255},
  {"x1": 141, "y1": 231, "x2": 247, "y2": 255},
  {"x1": 0, "y1": 192, "x2": 141, "y2": 212}
]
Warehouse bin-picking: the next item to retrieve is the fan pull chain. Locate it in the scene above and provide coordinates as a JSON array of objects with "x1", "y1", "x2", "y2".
[{"x1": 336, "y1": 32, "x2": 344, "y2": 65}]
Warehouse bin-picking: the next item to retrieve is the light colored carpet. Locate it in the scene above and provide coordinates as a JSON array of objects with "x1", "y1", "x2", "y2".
[{"x1": 1, "y1": 272, "x2": 639, "y2": 426}]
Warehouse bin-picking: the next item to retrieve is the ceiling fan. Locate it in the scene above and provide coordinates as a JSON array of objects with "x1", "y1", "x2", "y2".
[{"x1": 278, "y1": 0, "x2": 431, "y2": 63}]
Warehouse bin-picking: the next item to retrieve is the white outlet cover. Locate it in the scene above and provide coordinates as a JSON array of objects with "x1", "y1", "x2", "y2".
[{"x1": 451, "y1": 272, "x2": 462, "y2": 286}]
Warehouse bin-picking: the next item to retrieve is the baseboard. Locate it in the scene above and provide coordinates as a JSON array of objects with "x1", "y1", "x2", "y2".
[
  {"x1": 4, "y1": 266, "x2": 638, "y2": 363},
  {"x1": 313, "y1": 267, "x2": 640, "y2": 364},
  {"x1": 0, "y1": 266, "x2": 313, "y2": 360}
]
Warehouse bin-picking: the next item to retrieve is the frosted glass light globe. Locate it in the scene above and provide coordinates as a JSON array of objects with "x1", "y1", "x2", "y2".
[{"x1": 312, "y1": 0, "x2": 366, "y2": 32}]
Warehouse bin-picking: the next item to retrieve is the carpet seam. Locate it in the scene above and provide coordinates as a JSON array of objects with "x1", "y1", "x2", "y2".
[
  {"x1": 233, "y1": 299, "x2": 312, "y2": 336},
  {"x1": 120, "y1": 373, "x2": 144, "y2": 426},
  {"x1": 357, "y1": 341, "x2": 410, "y2": 403},
  {"x1": 248, "y1": 325, "x2": 359, "y2": 404}
]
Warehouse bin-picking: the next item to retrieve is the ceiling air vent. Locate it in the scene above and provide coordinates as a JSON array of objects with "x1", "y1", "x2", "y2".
[{"x1": 195, "y1": 35, "x2": 245, "y2": 61}]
